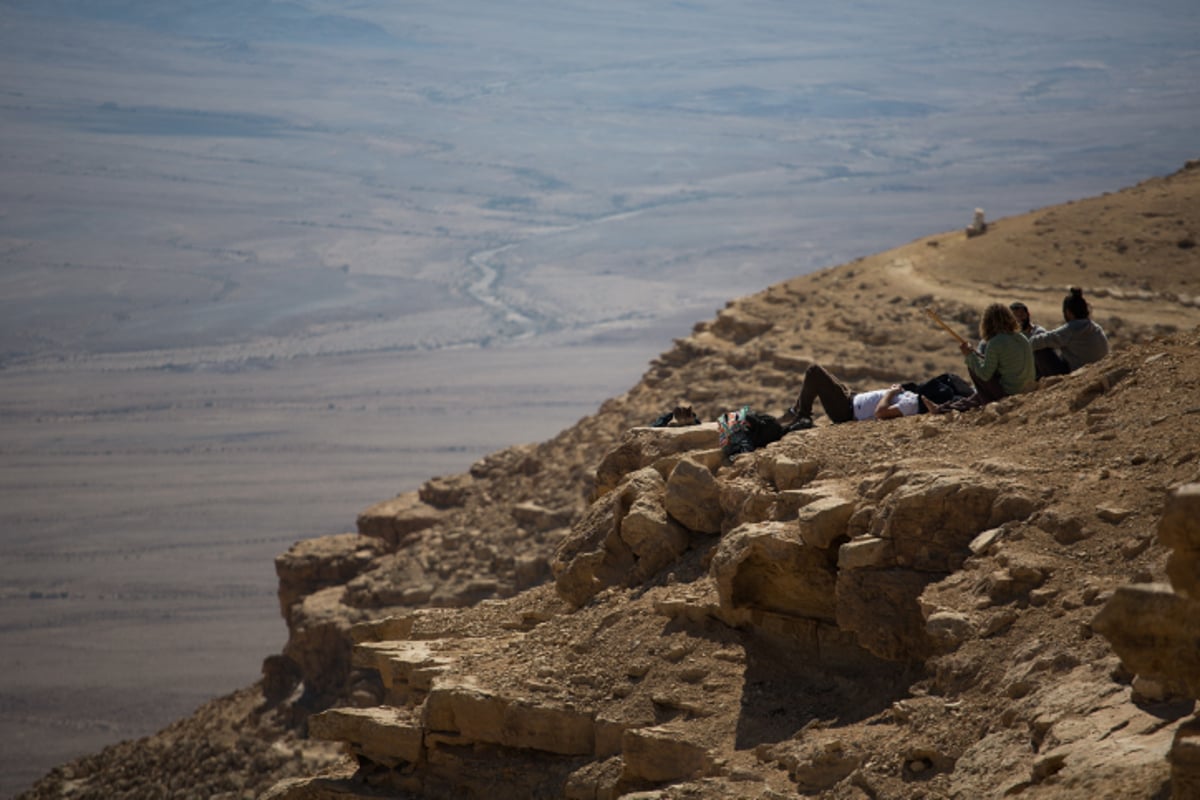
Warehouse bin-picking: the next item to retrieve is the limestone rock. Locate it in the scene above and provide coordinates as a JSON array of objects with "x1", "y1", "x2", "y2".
[
  {"x1": 308, "y1": 706, "x2": 423, "y2": 767},
  {"x1": 424, "y1": 677, "x2": 596, "y2": 756},
  {"x1": 618, "y1": 478, "x2": 691, "y2": 584},
  {"x1": 419, "y1": 474, "x2": 473, "y2": 509},
  {"x1": 594, "y1": 424, "x2": 722, "y2": 497},
  {"x1": 836, "y1": 568, "x2": 934, "y2": 661},
  {"x1": 711, "y1": 521, "x2": 837, "y2": 623},
  {"x1": 511, "y1": 501, "x2": 572, "y2": 532},
  {"x1": 1092, "y1": 583, "x2": 1200, "y2": 699},
  {"x1": 341, "y1": 552, "x2": 437, "y2": 609},
  {"x1": 762, "y1": 454, "x2": 821, "y2": 490},
  {"x1": 281, "y1": 586, "x2": 367, "y2": 704},
  {"x1": 551, "y1": 488, "x2": 633, "y2": 606},
  {"x1": 664, "y1": 457, "x2": 723, "y2": 534},
  {"x1": 925, "y1": 610, "x2": 976, "y2": 653},
  {"x1": 552, "y1": 466, "x2": 690, "y2": 606},
  {"x1": 709, "y1": 306, "x2": 774, "y2": 344},
  {"x1": 353, "y1": 639, "x2": 459, "y2": 707},
  {"x1": 565, "y1": 757, "x2": 623, "y2": 800},
  {"x1": 356, "y1": 491, "x2": 444, "y2": 546},
  {"x1": 796, "y1": 494, "x2": 856, "y2": 550},
  {"x1": 869, "y1": 470, "x2": 1020, "y2": 573},
  {"x1": 620, "y1": 724, "x2": 717, "y2": 784},
  {"x1": 837, "y1": 536, "x2": 893, "y2": 570},
  {"x1": 1036, "y1": 508, "x2": 1093, "y2": 545},
  {"x1": 1070, "y1": 365, "x2": 1133, "y2": 411},
  {"x1": 350, "y1": 615, "x2": 416, "y2": 644},
  {"x1": 469, "y1": 443, "x2": 541, "y2": 479},
  {"x1": 1159, "y1": 483, "x2": 1200, "y2": 598},
  {"x1": 275, "y1": 533, "x2": 383, "y2": 616},
  {"x1": 771, "y1": 736, "x2": 862, "y2": 792},
  {"x1": 968, "y1": 527, "x2": 1002, "y2": 556},
  {"x1": 953, "y1": 668, "x2": 1184, "y2": 798}
]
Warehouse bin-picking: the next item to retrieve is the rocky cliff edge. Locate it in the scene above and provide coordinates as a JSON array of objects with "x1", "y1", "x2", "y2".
[{"x1": 20, "y1": 162, "x2": 1200, "y2": 800}]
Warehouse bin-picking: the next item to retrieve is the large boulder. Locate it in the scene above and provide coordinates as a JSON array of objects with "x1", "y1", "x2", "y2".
[
  {"x1": 869, "y1": 469, "x2": 1033, "y2": 573},
  {"x1": 423, "y1": 677, "x2": 597, "y2": 756},
  {"x1": 664, "y1": 457, "x2": 724, "y2": 534},
  {"x1": 1092, "y1": 584, "x2": 1200, "y2": 700},
  {"x1": 274, "y1": 533, "x2": 383, "y2": 616},
  {"x1": 593, "y1": 424, "x2": 721, "y2": 497},
  {"x1": 1094, "y1": 485, "x2": 1200, "y2": 700},
  {"x1": 796, "y1": 493, "x2": 857, "y2": 550},
  {"x1": 308, "y1": 706, "x2": 424, "y2": 767},
  {"x1": 829, "y1": 468, "x2": 1040, "y2": 661},
  {"x1": 620, "y1": 723, "x2": 718, "y2": 785},
  {"x1": 356, "y1": 491, "x2": 444, "y2": 547},
  {"x1": 419, "y1": 474, "x2": 474, "y2": 509},
  {"x1": 552, "y1": 467, "x2": 696, "y2": 605},
  {"x1": 550, "y1": 491, "x2": 631, "y2": 607},
  {"x1": 281, "y1": 586, "x2": 368, "y2": 705},
  {"x1": 711, "y1": 521, "x2": 837, "y2": 623},
  {"x1": 619, "y1": 479, "x2": 691, "y2": 584},
  {"x1": 1160, "y1": 483, "x2": 1200, "y2": 598}
]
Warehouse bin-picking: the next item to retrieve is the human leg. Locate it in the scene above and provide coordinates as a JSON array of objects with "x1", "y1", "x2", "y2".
[
  {"x1": 935, "y1": 367, "x2": 1006, "y2": 413},
  {"x1": 1035, "y1": 349, "x2": 1069, "y2": 378},
  {"x1": 968, "y1": 367, "x2": 1008, "y2": 404},
  {"x1": 792, "y1": 364, "x2": 855, "y2": 423}
]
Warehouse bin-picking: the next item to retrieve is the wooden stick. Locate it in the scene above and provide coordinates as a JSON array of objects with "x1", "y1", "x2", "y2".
[{"x1": 924, "y1": 306, "x2": 969, "y2": 346}]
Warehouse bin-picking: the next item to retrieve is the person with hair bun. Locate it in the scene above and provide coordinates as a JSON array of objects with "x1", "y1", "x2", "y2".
[
  {"x1": 935, "y1": 302, "x2": 1035, "y2": 413},
  {"x1": 1028, "y1": 287, "x2": 1110, "y2": 376}
]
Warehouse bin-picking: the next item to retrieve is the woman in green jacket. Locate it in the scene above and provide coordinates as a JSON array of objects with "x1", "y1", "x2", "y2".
[{"x1": 935, "y1": 303, "x2": 1035, "y2": 412}]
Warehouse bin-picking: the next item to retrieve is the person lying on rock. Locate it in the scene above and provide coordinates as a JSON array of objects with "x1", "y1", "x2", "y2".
[
  {"x1": 1027, "y1": 287, "x2": 1109, "y2": 377},
  {"x1": 934, "y1": 302, "x2": 1035, "y2": 413},
  {"x1": 778, "y1": 365, "x2": 924, "y2": 429}
]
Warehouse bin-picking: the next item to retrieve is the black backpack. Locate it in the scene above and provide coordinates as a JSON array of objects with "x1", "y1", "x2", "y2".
[
  {"x1": 903, "y1": 373, "x2": 973, "y2": 407},
  {"x1": 719, "y1": 407, "x2": 784, "y2": 457}
]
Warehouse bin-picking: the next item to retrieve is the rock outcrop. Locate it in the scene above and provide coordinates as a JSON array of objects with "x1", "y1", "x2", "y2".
[{"x1": 264, "y1": 328, "x2": 1200, "y2": 798}]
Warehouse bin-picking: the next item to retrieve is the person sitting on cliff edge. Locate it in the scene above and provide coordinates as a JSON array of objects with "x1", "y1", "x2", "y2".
[
  {"x1": 1028, "y1": 287, "x2": 1109, "y2": 377},
  {"x1": 934, "y1": 302, "x2": 1036, "y2": 413}
]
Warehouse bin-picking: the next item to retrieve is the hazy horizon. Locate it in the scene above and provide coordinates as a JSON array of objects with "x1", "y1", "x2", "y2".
[{"x1": 2, "y1": 1, "x2": 1199, "y2": 795}]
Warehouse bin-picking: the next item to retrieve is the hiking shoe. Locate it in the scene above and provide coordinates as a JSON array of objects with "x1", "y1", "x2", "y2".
[
  {"x1": 778, "y1": 406, "x2": 800, "y2": 427},
  {"x1": 785, "y1": 416, "x2": 813, "y2": 433}
]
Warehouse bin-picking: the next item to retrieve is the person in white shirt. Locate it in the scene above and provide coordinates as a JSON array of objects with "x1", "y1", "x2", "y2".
[{"x1": 779, "y1": 364, "x2": 923, "y2": 429}]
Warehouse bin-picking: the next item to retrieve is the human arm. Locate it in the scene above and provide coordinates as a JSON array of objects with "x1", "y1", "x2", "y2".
[
  {"x1": 963, "y1": 339, "x2": 998, "y2": 381},
  {"x1": 874, "y1": 385, "x2": 906, "y2": 420},
  {"x1": 1028, "y1": 323, "x2": 1071, "y2": 352}
]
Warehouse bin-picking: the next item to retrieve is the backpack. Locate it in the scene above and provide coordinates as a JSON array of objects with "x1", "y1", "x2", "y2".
[
  {"x1": 903, "y1": 373, "x2": 973, "y2": 407},
  {"x1": 718, "y1": 406, "x2": 784, "y2": 458}
]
